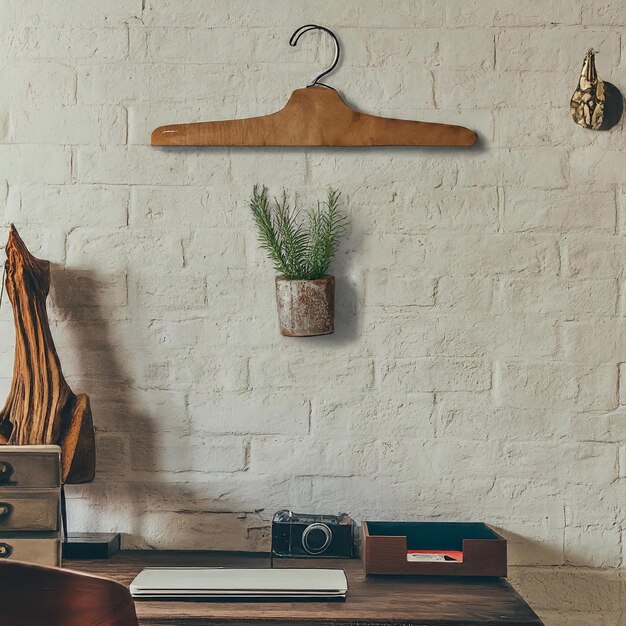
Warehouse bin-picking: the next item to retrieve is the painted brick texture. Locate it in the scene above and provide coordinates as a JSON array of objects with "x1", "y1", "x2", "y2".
[{"x1": 0, "y1": 1, "x2": 624, "y2": 623}]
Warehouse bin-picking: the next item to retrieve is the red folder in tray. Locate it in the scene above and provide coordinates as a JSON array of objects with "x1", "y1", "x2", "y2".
[{"x1": 406, "y1": 550, "x2": 463, "y2": 562}]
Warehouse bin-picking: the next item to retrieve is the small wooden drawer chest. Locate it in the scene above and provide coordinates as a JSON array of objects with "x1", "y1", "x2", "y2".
[{"x1": 0, "y1": 445, "x2": 62, "y2": 566}]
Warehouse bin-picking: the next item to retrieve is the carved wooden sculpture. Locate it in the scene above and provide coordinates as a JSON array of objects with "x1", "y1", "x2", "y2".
[{"x1": 0, "y1": 225, "x2": 95, "y2": 484}]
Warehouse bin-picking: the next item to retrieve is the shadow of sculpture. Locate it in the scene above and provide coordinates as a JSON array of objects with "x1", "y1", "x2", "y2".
[
  {"x1": 600, "y1": 82, "x2": 624, "y2": 130},
  {"x1": 49, "y1": 265, "x2": 161, "y2": 545},
  {"x1": 48, "y1": 264, "x2": 273, "y2": 550}
]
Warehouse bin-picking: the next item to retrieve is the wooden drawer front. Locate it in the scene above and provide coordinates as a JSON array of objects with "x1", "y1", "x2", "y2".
[
  {"x1": 0, "y1": 446, "x2": 61, "y2": 488},
  {"x1": 0, "y1": 491, "x2": 59, "y2": 531},
  {"x1": 0, "y1": 535, "x2": 60, "y2": 567}
]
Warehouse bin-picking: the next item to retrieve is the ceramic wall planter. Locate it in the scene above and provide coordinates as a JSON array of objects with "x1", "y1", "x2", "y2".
[{"x1": 275, "y1": 276, "x2": 335, "y2": 337}]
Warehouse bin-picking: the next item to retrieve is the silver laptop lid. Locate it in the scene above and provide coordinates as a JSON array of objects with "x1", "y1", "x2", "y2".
[{"x1": 130, "y1": 568, "x2": 348, "y2": 594}]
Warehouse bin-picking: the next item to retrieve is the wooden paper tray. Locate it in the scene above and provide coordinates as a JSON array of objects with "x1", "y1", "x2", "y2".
[{"x1": 361, "y1": 521, "x2": 506, "y2": 577}]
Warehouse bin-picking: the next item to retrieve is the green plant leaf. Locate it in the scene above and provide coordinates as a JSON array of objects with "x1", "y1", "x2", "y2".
[
  {"x1": 249, "y1": 185, "x2": 289, "y2": 276},
  {"x1": 307, "y1": 189, "x2": 348, "y2": 279},
  {"x1": 249, "y1": 186, "x2": 348, "y2": 280}
]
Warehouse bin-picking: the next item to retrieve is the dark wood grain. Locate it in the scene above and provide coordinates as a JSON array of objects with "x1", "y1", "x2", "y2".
[
  {"x1": 65, "y1": 551, "x2": 543, "y2": 626},
  {"x1": 151, "y1": 87, "x2": 477, "y2": 147},
  {"x1": 0, "y1": 558, "x2": 138, "y2": 626}
]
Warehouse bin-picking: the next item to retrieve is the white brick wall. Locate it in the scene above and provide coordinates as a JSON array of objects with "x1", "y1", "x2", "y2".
[{"x1": 0, "y1": 1, "x2": 624, "y2": 623}]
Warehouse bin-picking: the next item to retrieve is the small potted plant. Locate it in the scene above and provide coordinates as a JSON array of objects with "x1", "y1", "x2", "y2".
[{"x1": 250, "y1": 185, "x2": 348, "y2": 337}]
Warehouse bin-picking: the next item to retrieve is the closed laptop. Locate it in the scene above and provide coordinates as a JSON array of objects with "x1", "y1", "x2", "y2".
[{"x1": 130, "y1": 568, "x2": 348, "y2": 600}]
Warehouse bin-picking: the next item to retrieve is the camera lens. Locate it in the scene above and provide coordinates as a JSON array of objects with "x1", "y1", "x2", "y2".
[{"x1": 302, "y1": 523, "x2": 332, "y2": 555}]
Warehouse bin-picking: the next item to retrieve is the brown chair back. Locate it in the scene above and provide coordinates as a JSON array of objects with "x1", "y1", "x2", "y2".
[{"x1": 0, "y1": 559, "x2": 138, "y2": 626}]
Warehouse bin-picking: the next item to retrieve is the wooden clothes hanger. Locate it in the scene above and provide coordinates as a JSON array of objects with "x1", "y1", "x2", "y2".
[{"x1": 151, "y1": 25, "x2": 477, "y2": 148}]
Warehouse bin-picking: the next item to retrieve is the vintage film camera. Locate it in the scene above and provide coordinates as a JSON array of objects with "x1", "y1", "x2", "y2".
[{"x1": 271, "y1": 510, "x2": 354, "y2": 559}]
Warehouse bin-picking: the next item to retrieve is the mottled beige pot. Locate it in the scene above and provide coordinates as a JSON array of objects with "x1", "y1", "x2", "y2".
[{"x1": 275, "y1": 276, "x2": 335, "y2": 337}]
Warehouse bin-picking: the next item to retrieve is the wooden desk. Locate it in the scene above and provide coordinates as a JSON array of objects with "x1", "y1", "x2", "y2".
[{"x1": 66, "y1": 551, "x2": 544, "y2": 626}]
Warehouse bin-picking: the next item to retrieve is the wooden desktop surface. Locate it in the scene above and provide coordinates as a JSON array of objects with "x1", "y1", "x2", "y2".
[{"x1": 65, "y1": 551, "x2": 544, "y2": 626}]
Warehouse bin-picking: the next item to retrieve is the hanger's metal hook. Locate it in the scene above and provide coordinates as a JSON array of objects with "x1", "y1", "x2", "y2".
[{"x1": 289, "y1": 24, "x2": 340, "y2": 89}]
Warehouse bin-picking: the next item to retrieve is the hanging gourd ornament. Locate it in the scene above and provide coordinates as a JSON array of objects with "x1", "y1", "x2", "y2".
[{"x1": 570, "y1": 49, "x2": 605, "y2": 130}]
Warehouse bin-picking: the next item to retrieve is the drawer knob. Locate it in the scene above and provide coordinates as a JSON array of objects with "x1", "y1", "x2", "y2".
[
  {"x1": 0, "y1": 543, "x2": 12, "y2": 558},
  {"x1": 0, "y1": 503, "x2": 10, "y2": 518},
  {"x1": 0, "y1": 462, "x2": 13, "y2": 484}
]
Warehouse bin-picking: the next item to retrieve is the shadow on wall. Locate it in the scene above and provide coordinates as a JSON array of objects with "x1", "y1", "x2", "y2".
[
  {"x1": 49, "y1": 265, "x2": 269, "y2": 549},
  {"x1": 600, "y1": 82, "x2": 624, "y2": 130},
  {"x1": 333, "y1": 198, "x2": 366, "y2": 345},
  {"x1": 50, "y1": 264, "x2": 158, "y2": 544},
  {"x1": 492, "y1": 527, "x2": 565, "y2": 568}
]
